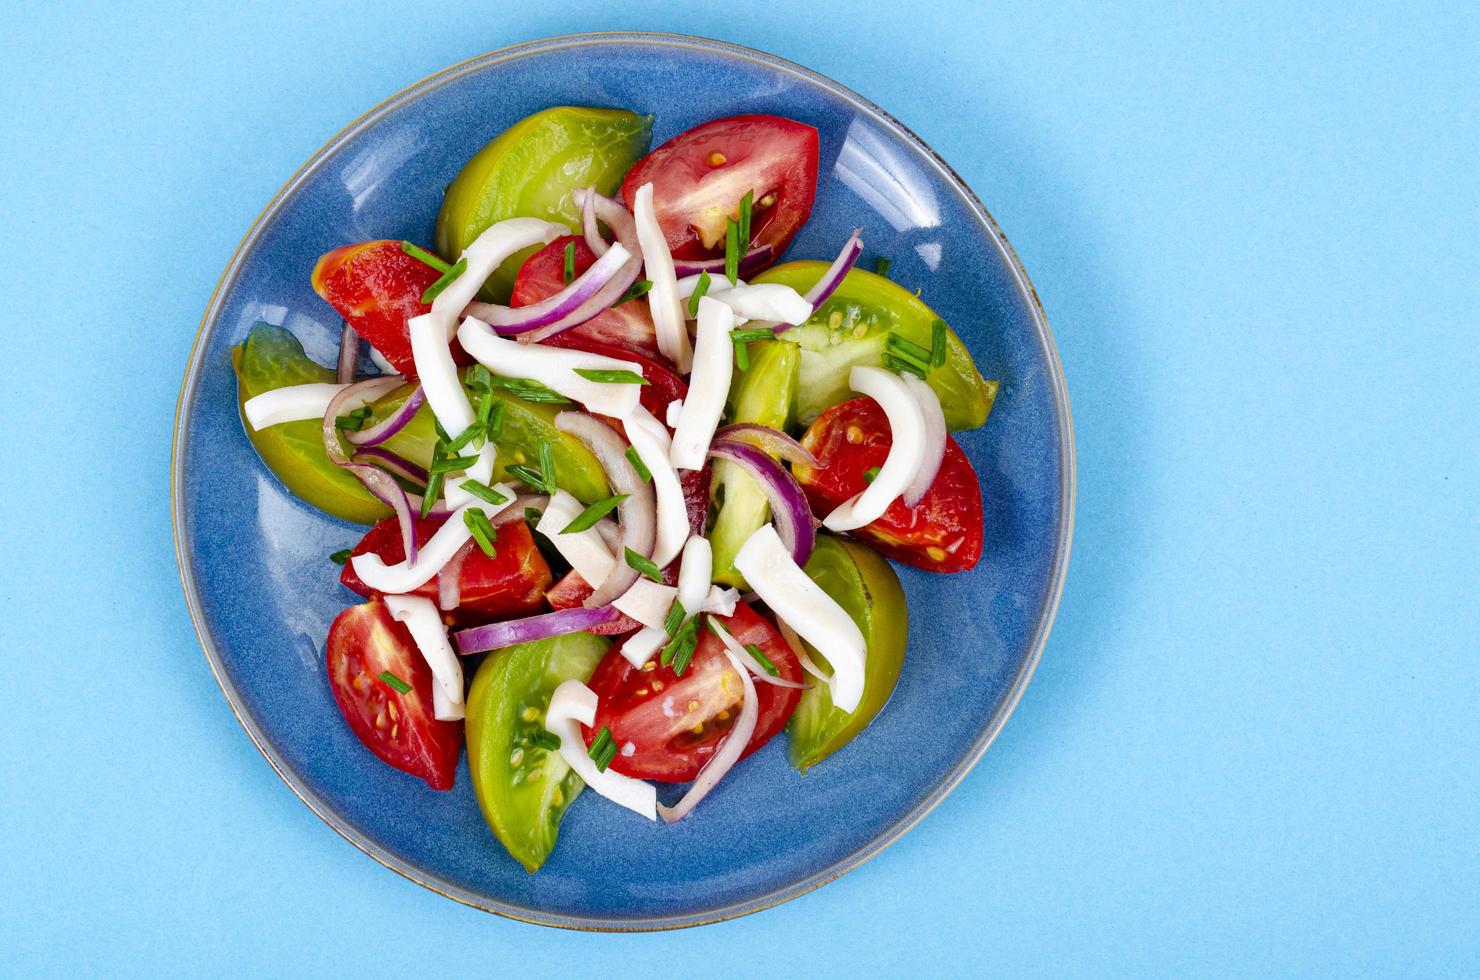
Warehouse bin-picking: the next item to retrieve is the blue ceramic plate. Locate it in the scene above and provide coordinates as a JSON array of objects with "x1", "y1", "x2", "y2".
[{"x1": 172, "y1": 33, "x2": 1073, "y2": 930}]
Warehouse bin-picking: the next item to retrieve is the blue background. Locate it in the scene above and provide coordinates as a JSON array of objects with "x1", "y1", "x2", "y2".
[{"x1": 2, "y1": 1, "x2": 1475, "y2": 975}]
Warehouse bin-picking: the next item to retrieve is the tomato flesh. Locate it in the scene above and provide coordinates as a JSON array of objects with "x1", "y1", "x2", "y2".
[
  {"x1": 311, "y1": 239, "x2": 473, "y2": 379},
  {"x1": 583, "y1": 602, "x2": 803, "y2": 782},
  {"x1": 325, "y1": 598, "x2": 462, "y2": 790},
  {"x1": 511, "y1": 236, "x2": 661, "y2": 358},
  {"x1": 795, "y1": 397, "x2": 984, "y2": 572},
  {"x1": 340, "y1": 516, "x2": 551, "y2": 626},
  {"x1": 620, "y1": 115, "x2": 819, "y2": 260}
]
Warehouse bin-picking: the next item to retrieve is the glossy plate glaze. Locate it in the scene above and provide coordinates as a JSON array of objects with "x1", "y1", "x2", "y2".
[{"x1": 172, "y1": 33, "x2": 1073, "y2": 930}]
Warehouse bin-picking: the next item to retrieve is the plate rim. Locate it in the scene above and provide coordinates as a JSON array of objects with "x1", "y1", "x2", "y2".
[{"x1": 170, "y1": 30, "x2": 1076, "y2": 932}]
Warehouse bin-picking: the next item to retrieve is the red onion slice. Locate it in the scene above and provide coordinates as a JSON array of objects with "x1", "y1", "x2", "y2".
[
  {"x1": 581, "y1": 184, "x2": 608, "y2": 256},
  {"x1": 471, "y1": 241, "x2": 632, "y2": 333},
  {"x1": 438, "y1": 540, "x2": 474, "y2": 611},
  {"x1": 776, "y1": 616, "x2": 832, "y2": 684},
  {"x1": 900, "y1": 371, "x2": 947, "y2": 508},
  {"x1": 771, "y1": 228, "x2": 864, "y2": 335},
  {"x1": 321, "y1": 377, "x2": 418, "y2": 558},
  {"x1": 672, "y1": 244, "x2": 775, "y2": 279},
  {"x1": 714, "y1": 423, "x2": 819, "y2": 468},
  {"x1": 347, "y1": 385, "x2": 424, "y2": 446},
  {"x1": 554, "y1": 412, "x2": 656, "y2": 607},
  {"x1": 453, "y1": 605, "x2": 620, "y2": 655},
  {"x1": 336, "y1": 321, "x2": 360, "y2": 384},
  {"x1": 350, "y1": 447, "x2": 428, "y2": 488},
  {"x1": 707, "y1": 439, "x2": 816, "y2": 567},
  {"x1": 658, "y1": 644, "x2": 759, "y2": 822}
]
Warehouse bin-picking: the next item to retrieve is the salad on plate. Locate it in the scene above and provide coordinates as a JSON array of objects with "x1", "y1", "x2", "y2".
[{"x1": 235, "y1": 107, "x2": 999, "y2": 872}]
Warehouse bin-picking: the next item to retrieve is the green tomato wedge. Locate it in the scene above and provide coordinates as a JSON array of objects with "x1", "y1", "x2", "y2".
[
  {"x1": 709, "y1": 340, "x2": 800, "y2": 587},
  {"x1": 371, "y1": 374, "x2": 610, "y2": 505},
  {"x1": 788, "y1": 536, "x2": 909, "y2": 772},
  {"x1": 752, "y1": 262, "x2": 997, "y2": 430},
  {"x1": 436, "y1": 106, "x2": 653, "y2": 301},
  {"x1": 232, "y1": 322, "x2": 389, "y2": 524},
  {"x1": 466, "y1": 632, "x2": 609, "y2": 873}
]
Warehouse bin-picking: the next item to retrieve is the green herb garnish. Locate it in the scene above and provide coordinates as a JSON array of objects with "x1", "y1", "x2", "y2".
[
  {"x1": 663, "y1": 600, "x2": 687, "y2": 638},
  {"x1": 538, "y1": 438, "x2": 555, "y2": 492},
  {"x1": 687, "y1": 271, "x2": 711, "y2": 317},
  {"x1": 573, "y1": 368, "x2": 649, "y2": 385},
  {"x1": 930, "y1": 318, "x2": 948, "y2": 367},
  {"x1": 464, "y1": 507, "x2": 498, "y2": 558},
  {"x1": 334, "y1": 406, "x2": 372, "y2": 432},
  {"x1": 875, "y1": 256, "x2": 892, "y2": 278},
  {"x1": 378, "y1": 670, "x2": 412, "y2": 694},
  {"x1": 730, "y1": 328, "x2": 776, "y2": 344},
  {"x1": 737, "y1": 190, "x2": 753, "y2": 259},
  {"x1": 523, "y1": 506, "x2": 544, "y2": 525},
  {"x1": 420, "y1": 257, "x2": 467, "y2": 303},
  {"x1": 724, "y1": 217, "x2": 741, "y2": 285},
  {"x1": 400, "y1": 241, "x2": 452, "y2": 274},
  {"x1": 624, "y1": 547, "x2": 663, "y2": 583},
  {"x1": 611, "y1": 279, "x2": 653, "y2": 307},
  {"x1": 329, "y1": 548, "x2": 353, "y2": 565},
  {"x1": 588, "y1": 726, "x2": 617, "y2": 772},
  {"x1": 480, "y1": 375, "x2": 570, "y2": 404},
  {"x1": 662, "y1": 616, "x2": 699, "y2": 672},
  {"x1": 562, "y1": 241, "x2": 576, "y2": 284},
  {"x1": 863, "y1": 466, "x2": 881, "y2": 483},
  {"x1": 561, "y1": 494, "x2": 629, "y2": 534},
  {"x1": 460, "y1": 479, "x2": 509, "y2": 507},
  {"x1": 625, "y1": 446, "x2": 651, "y2": 483},
  {"x1": 430, "y1": 453, "x2": 481, "y2": 476},
  {"x1": 882, "y1": 353, "x2": 929, "y2": 379},
  {"x1": 419, "y1": 473, "x2": 444, "y2": 517},
  {"x1": 746, "y1": 643, "x2": 779, "y2": 676},
  {"x1": 529, "y1": 729, "x2": 560, "y2": 751}
]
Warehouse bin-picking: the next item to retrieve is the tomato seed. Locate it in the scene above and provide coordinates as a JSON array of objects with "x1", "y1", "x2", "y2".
[
  {"x1": 707, "y1": 151, "x2": 726, "y2": 166},
  {"x1": 509, "y1": 748, "x2": 524, "y2": 767}
]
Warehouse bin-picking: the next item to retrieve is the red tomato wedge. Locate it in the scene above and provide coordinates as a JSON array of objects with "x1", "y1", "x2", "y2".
[
  {"x1": 326, "y1": 598, "x2": 463, "y2": 790},
  {"x1": 582, "y1": 601, "x2": 803, "y2": 782},
  {"x1": 795, "y1": 397, "x2": 984, "y2": 572},
  {"x1": 340, "y1": 516, "x2": 551, "y2": 626},
  {"x1": 511, "y1": 236, "x2": 661, "y2": 358},
  {"x1": 544, "y1": 571, "x2": 644, "y2": 636},
  {"x1": 620, "y1": 115, "x2": 819, "y2": 260},
  {"x1": 312, "y1": 240, "x2": 474, "y2": 379}
]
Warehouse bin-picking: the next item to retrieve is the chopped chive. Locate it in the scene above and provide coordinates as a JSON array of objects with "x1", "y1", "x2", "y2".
[
  {"x1": 430, "y1": 453, "x2": 481, "y2": 475},
  {"x1": 670, "y1": 621, "x2": 699, "y2": 677},
  {"x1": 883, "y1": 353, "x2": 929, "y2": 379},
  {"x1": 538, "y1": 438, "x2": 555, "y2": 494},
  {"x1": 420, "y1": 257, "x2": 467, "y2": 303},
  {"x1": 523, "y1": 506, "x2": 544, "y2": 525},
  {"x1": 737, "y1": 190, "x2": 753, "y2": 259},
  {"x1": 460, "y1": 479, "x2": 509, "y2": 507},
  {"x1": 724, "y1": 217, "x2": 740, "y2": 285},
  {"x1": 663, "y1": 600, "x2": 687, "y2": 638},
  {"x1": 561, "y1": 494, "x2": 629, "y2": 534},
  {"x1": 874, "y1": 255, "x2": 892, "y2": 278},
  {"x1": 625, "y1": 445, "x2": 651, "y2": 483},
  {"x1": 334, "y1": 414, "x2": 366, "y2": 432},
  {"x1": 734, "y1": 339, "x2": 750, "y2": 371},
  {"x1": 746, "y1": 643, "x2": 780, "y2": 676},
  {"x1": 482, "y1": 375, "x2": 570, "y2": 404},
  {"x1": 889, "y1": 333, "x2": 934, "y2": 363},
  {"x1": 588, "y1": 726, "x2": 617, "y2": 772},
  {"x1": 419, "y1": 472, "x2": 444, "y2": 517},
  {"x1": 378, "y1": 670, "x2": 412, "y2": 694},
  {"x1": 662, "y1": 617, "x2": 699, "y2": 672},
  {"x1": 624, "y1": 547, "x2": 663, "y2": 583},
  {"x1": 687, "y1": 271, "x2": 711, "y2": 317},
  {"x1": 432, "y1": 417, "x2": 453, "y2": 445},
  {"x1": 466, "y1": 364, "x2": 492, "y2": 392},
  {"x1": 863, "y1": 466, "x2": 881, "y2": 483},
  {"x1": 611, "y1": 279, "x2": 653, "y2": 307},
  {"x1": 529, "y1": 729, "x2": 560, "y2": 751},
  {"x1": 480, "y1": 397, "x2": 505, "y2": 438},
  {"x1": 400, "y1": 240, "x2": 452, "y2": 274},
  {"x1": 573, "y1": 368, "x2": 649, "y2": 385},
  {"x1": 506, "y1": 464, "x2": 548, "y2": 493},
  {"x1": 464, "y1": 507, "x2": 498, "y2": 558},
  {"x1": 703, "y1": 615, "x2": 726, "y2": 640},
  {"x1": 562, "y1": 241, "x2": 576, "y2": 284},
  {"x1": 730, "y1": 328, "x2": 775, "y2": 344},
  {"x1": 329, "y1": 548, "x2": 353, "y2": 565},
  {"x1": 931, "y1": 318, "x2": 948, "y2": 367},
  {"x1": 443, "y1": 422, "x2": 484, "y2": 454}
]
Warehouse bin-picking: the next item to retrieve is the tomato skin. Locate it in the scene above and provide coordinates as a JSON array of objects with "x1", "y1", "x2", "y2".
[
  {"x1": 326, "y1": 598, "x2": 462, "y2": 790},
  {"x1": 620, "y1": 115, "x2": 819, "y2": 260},
  {"x1": 795, "y1": 397, "x2": 984, "y2": 572},
  {"x1": 511, "y1": 236, "x2": 661, "y2": 358},
  {"x1": 311, "y1": 240, "x2": 473, "y2": 379},
  {"x1": 340, "y1": 516, "x2": 551, "y2": 626},
  {"x1": 583, "y1": 602, "x2": 804, "y2": 782},
  {"x1": 543, "y1": 571, "x2": 644, "y2": 635}
]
